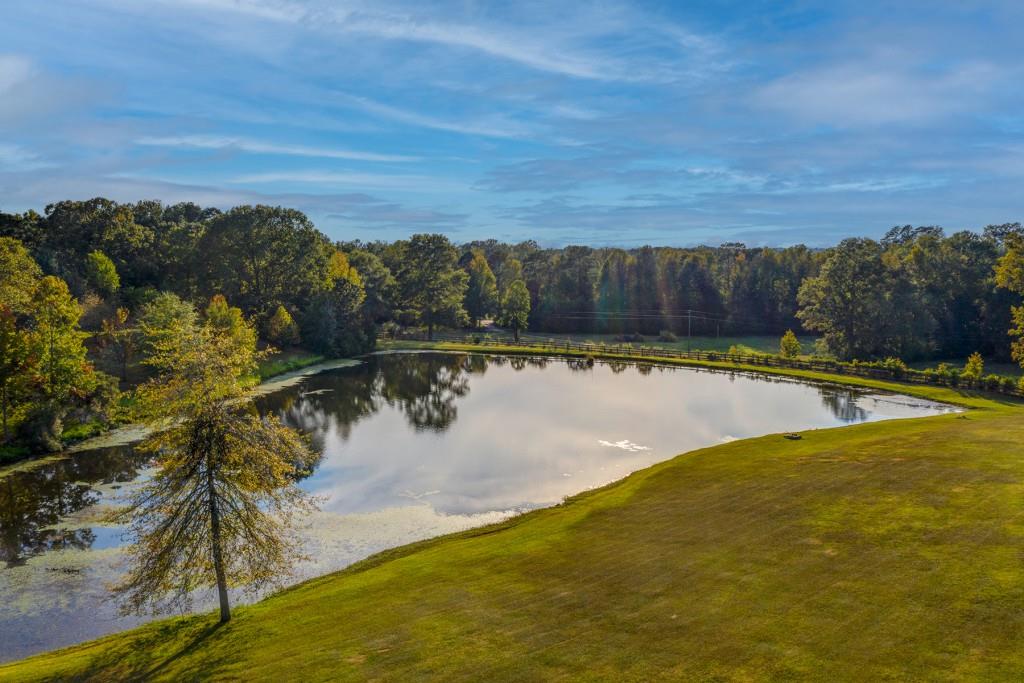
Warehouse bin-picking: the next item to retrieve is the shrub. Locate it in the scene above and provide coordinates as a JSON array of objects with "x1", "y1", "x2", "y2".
[
  {"x1": 881, "y1": 357, "x2": 908, "y2": 379},
  {"x1": 658, "y1": 330, "x2": 678, "y2": 342},
  {"x1": 934, "y1": 363, "x2": 962, "y2": 387},
  {"x1": 779, "y1": 330, "x2": 802, "y2": 358},
  {"x1": 962, "y1": 352, "x2": 984, "y2": 381}
]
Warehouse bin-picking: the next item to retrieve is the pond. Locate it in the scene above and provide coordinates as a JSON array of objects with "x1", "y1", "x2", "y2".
[{"x1": 0, "y1": 352, "x2": 957, "y2": 661}]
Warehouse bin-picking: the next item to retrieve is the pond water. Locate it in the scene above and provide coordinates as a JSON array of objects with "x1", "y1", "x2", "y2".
[{"x1": 0, "y1": 352, "x2": 956, "y2": 661}]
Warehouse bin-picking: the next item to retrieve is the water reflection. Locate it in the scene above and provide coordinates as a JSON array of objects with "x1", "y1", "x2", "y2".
[{"x1": 0, "y1": 447, "x2": 149, "y2": 567}]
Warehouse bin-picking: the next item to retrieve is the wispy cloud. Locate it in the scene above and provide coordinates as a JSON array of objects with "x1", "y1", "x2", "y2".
[
  {"x1": 754, "y1": 60, "x2": 1004, "y2": 127},
  {"x1": 229, "y1": 170, "x2": 466, "y2": 192},
  {"x1": 135, "y1": 134, "x2": 418, "y2": 162},
  {"x1": 335, "y1": 93, "x2": 539, "y2": 140}
]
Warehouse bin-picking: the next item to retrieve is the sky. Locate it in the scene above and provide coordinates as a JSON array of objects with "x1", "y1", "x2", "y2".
[{"x1": 1, "y1": 0, "x2": 1023, "y2": 247}]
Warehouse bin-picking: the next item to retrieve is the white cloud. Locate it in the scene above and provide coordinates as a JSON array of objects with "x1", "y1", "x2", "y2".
[
  {"x1": 135, "y1": 134, "x2": 417, "y2": 162},
  {"x1": 120, "y1": 0, "x2": 718, "y2": 83},
  {"x1": 229, "y1": 170, "x2": 465, "y2": 192},
  {"x1": 335, "y1": 94, "x2": 538, "y2": 140},
  {"x1": 754, "y1": 61, "x2": 1002, "y2": 127}
]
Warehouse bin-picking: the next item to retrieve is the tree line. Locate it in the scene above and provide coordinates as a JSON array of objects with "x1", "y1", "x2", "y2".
[{"x1": 2, "y1": 199, "x2": 1024, "y2": 455}]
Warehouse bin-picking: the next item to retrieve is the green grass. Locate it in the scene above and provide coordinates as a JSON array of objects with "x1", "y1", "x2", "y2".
[
  {"x1": 0, "y1": 444, "x2": 30, "y2": 465},
  {"x1": 59, "y1": 419, "x2": 107, "y2": 443},
  {"x1": 255, "y1": 350, "x2": 326, "y2": 381},
  {"x1": 5, "y1": 345, "x2": 1024, "y2": 681},
  {"x1": 517, "y1": 332, "x2": 792, "y2": 355}
]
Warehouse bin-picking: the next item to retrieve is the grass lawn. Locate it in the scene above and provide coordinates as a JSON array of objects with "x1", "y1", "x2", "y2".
[
  {"x1": 4, "y1": 343, "x2": 1024, "y2": 681},
  {"x1": 514, "y1": 331, "x2": 792, "y2": 355},
  {"x1": 255, "y1": 349, "x2": 326, "y2": 381}
]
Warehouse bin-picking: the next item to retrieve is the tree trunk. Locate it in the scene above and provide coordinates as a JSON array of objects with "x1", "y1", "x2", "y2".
[
  {"x1": 513, "y1": 325, "x2": 520, "y2": 343},
  {"x1": 206, "y1": 457, "x2": 231, "y2": 624},
  {"x1": 1, "y1": 384, "x2": 7, "y2": 442},
  {"x1": 428, "y1": 319, "x2": 434, "y2": 341}
]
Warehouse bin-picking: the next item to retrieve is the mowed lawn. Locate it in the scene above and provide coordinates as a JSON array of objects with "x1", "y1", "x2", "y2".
[
  {"x1": 516, "y1": 332, "x2": 789, "y2": 355},
  {"x1": 4, "y1": 370, "x2": 1024, "y2": 680}
]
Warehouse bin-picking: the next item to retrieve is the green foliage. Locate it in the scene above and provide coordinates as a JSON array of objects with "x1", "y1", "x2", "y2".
[
  {"x1": 962, "y1": 352, "x2": 985, "y2": 381},
  {"x1": 463, "y1": 250, "x2": 498, "y2": 325},
  {"x1": 0, "y1": 237, "x2": 43, "y2": 314},
  {"x1": 797, "y1": 238, "x2": 925, "y2": 360},
  {"x1": 266, "y1": 305, "x2": 300, "y2": 346},
  {"x1": 205, "y1": 295, "x2": 258, "y2": 359},
  {"x1": 779, "y1": 329, "x2": 802, "y2": 358},
  {"x1": 301, "y1": 253, "x2": 370, "y2": 357},
  {"x1": 99, "y1": 307, "x2": 139, "y2": 382},
  {"x1": 85, "y1": 250, "x2": 121, "y2": 298},
  {"x1": 30, "y1": 276, "x2": 94, "y2": 402},
  {"x1": 115, "y1": 309, "x2": 317, "y2": 623},
  {"x1": 197, "y1": 205, "x2": 336, "y2": 320},
  {"x1": 391, "y1": 234, "x2": 468, "y2": 339},
  {"x1": 138, "y1": 292, "x2": 199, "y2": 366},
  {"x1": 996, "y1": 234, "x2": 1024, "y2": 369},
  {"x1": 498, "y1": 279, "x2": 531, "y2": 341},
  {"x1": 0, "y1": 306, "x2": 32, "y2": 441}
]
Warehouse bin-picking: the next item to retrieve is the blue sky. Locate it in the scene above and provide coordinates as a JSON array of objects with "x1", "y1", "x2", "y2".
[{"x1": 1, "y1": 0, "x2": 1022, "y2": 246}]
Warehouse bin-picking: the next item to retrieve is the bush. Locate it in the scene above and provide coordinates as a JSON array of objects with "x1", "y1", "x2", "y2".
[
  {"x1": 962, "y1": 352, "x2": 984, "y2": 381},
  {"x1": 983, "y1": 374, "x2": 1002, "y2": 390},
  {"x1": 779, "y1": 330, "x2": 802, "y2": 358},
  {"x1": 657, "y1": 330, "x2": 678, "y2": 342},
  {"x1": 881, "y1": 357, "x2": 909, "y2": 379}
]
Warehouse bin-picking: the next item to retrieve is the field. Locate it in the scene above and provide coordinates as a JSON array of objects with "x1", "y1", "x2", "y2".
[
  {"x1": 4, "y1": 346, "x2": 1024, "y2": 681},
  {"x1": 510, "y1": 332, "x2": 788, "y2": 355}
]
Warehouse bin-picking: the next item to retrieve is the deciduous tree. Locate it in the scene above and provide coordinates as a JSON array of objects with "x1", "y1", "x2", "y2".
[
  {"x1": 393, "y1": 234, "x2": 468, "y2": 340},
  {"x1": 499, "y1": 279, "x2": 531, "y2": 342},
  {"x1": 464, "y1": 250, "x2": 498, "y2": 327}
]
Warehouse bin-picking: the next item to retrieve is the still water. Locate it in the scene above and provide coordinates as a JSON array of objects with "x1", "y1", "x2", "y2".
[{"x1": 0, "y1": 352, "x2": 955, "y2": 661}]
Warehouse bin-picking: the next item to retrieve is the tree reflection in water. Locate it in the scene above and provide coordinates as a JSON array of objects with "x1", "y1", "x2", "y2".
[
  {"x1": 0, "y1": 446, "x2": 149, "y2": 567},
  {"x1": 0, "y1": 353, "x2": 891, "y2": 569}
]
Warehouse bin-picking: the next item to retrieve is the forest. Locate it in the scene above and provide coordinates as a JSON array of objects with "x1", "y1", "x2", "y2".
[{"x1": 2, "y1": 198, "x2": 1024, "y2": 456}]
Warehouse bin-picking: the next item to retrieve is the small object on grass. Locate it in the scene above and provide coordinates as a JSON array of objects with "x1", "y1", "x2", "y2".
[{"x1": 784, "y1": 433, "x2": 802, "y2": 440}]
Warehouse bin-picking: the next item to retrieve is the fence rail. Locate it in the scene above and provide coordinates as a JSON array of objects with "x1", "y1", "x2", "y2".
[{"x1": 391, "y1": 331, "x2": 1023, "y2": 398}]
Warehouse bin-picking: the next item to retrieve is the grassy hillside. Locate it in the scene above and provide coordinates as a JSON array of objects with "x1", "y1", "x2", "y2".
[{"x1": 4, "y1": 350, "x2": 1024, "y2": 681}]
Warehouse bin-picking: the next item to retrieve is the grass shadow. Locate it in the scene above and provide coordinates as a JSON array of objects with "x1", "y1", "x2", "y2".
[{"x1": 50, "y1": 614, "x2": 239, "y2": 682}]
